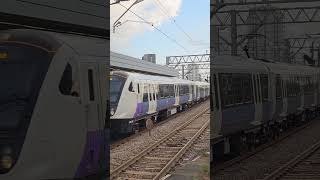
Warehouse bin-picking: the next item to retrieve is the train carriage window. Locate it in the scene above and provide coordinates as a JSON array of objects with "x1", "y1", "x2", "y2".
[
  {"x1": 233, "y1": 75, "x2": 242, "y2": 104},
  {"x1": 164, "y1": 84, "x2": 169, "y2": 97},
  {"x1": 179, "y1": 85, "x2": 183, "y2": 95},
  {"x1": 143, "y1": 84, "x2": 149, "y2": 102},
  {"x1": 242, "y1": 74, "x2": 253, "y2": 103},
  {"x1": 169, "y1": 84, "x2": 174, "y2": 97},
  {"x1": 219, "y1": 73, "x2": 233, "y2": 108},
  {"x1": 253, "y1": 75, "x2": 258, "y2": 103},
  {"x1": 219, "y1": 73, "x2": 253, "y2": 109},
  {"x1": 159, "y1": 84, "x2": 163, "y2": 98},
  {"x1": 260, "y1": 74, "x2": 268, "y2": 101},
  {"x1": 276, "y1": 75, "x2": 282, "y2": 100},
  {"x1": 59, "y1": 63, "x2": 73, "y2": 96}
]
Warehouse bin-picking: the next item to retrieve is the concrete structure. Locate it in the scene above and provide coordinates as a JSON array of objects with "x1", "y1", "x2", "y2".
[
  {"x1": 142, "y1": 54, "x2": 156, "y2": 63},
  {"x1": 111, "y1": 52, "x2": 178, "y2": 77},
  {"x1": 0, "y1": 0, "x2": 108, "y2": 37}
]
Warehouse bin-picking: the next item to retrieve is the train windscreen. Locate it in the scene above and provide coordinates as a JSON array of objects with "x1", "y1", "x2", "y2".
[
  {"x1": 110, "y1": 74, "x2": 126, "y2": 115},
  {"x1": 0, "y1": 43, "x2": 52, "y2": 130}
]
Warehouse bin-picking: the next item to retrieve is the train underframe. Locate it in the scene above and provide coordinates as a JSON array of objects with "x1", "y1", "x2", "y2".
[
  {"x1": 212, "y1": 106, "x2": 320, "y2": 162},
  {"x1": 111, "y1": 96, "x2": 210, "y2": 139}
]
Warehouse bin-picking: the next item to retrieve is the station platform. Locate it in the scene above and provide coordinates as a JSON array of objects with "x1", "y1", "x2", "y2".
[{"x1": 111, "y1": 51, "x2": 179, "y2": 77}]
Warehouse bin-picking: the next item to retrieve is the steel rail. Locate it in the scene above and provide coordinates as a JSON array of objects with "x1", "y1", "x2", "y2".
[{"x1": 110, "y1": 107, "x2": 209, "y2": 179}]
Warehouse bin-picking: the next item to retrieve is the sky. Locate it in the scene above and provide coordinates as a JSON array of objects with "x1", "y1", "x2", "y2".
[{"x1": 110, "y1": 0, "x2": 210, "y2": 65}]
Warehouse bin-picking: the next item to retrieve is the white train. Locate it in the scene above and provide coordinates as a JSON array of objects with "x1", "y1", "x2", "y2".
[
  {"x1": 110, "y1": 70, "x2": 210, "y2": 135},
  {"x1": 0, "y1": 29, "x2": 109, "y2": 179},
  {"x1": 211, "y1": 55, "x2": 320, "y2": 160}
]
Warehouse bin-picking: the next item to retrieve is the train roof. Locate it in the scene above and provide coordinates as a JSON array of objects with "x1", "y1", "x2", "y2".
[
  {"x1": 113, "y1": 70, "x2": 209, "y2": 85},
  {"x1": 213, "y1": 55, "x2": 320, "y2": 76},
  {"x1": 212, "y1": 55, "x2": 268, "y2": 73},
  {"x1": 0, "y1": 29, "x2": 107, "y2": 57}
]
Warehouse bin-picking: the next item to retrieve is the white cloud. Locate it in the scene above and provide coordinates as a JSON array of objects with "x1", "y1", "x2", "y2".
[{"x1": 110, "y1": 0, "x2": 182, "y2": 51}]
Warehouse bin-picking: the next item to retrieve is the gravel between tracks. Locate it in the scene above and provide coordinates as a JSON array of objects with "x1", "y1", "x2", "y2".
[
  {"x1": 170, "y1": 116, "x2": 210, "y2": 172},
  {"x1": 212, "y1": 119, "x2": 320, "y2": 180},
  {"x1": 110, "y1": 100, "x2": 210, "y2": 172}
]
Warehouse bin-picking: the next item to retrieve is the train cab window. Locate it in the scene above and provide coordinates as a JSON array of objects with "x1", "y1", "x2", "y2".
[
  {"x1": 110, "y1": 73, "x2": 127, "y2": 106},
  {"x1": 59, "y1": 63, "x2": 73, "y2": 96},
  {"x1": 137, "y1": 84, "x2": 140, "y2": 94}
]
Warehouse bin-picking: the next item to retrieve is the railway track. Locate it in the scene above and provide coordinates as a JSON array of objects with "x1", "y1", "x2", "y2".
[
  {"x1": 262, "y1": 140, "x2": 320, "y2": 180},
  {"x1": 212, "y1": 118, "x2": 317, "y2": 175},
  {"x1": 111, "y1": 100, "x2": 208, "y2": 150},
  {"x1": 110, "y1": 107, "x2": 210, "y2": 180}
]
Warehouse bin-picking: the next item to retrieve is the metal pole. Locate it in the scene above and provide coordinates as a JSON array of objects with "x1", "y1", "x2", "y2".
[
  {"x1": 231, "y1": 10, "x2": 237, "y2": 56},
  {"x1": 318, "y1": 44, "x2": 320, "y2": 67},
  {"x1": 182, "y1": 64, "x2": 185, "y2": 79},
  {"x1": 113, "y1": 0, "x2": 144, "y2": 33}
]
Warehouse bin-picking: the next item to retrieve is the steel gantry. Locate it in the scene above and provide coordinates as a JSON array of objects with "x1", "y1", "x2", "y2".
[
  {"x1": 166, "y1": 54, "x2": 210, "y2": 80},
  {"x1": 211, "y1": 0, "x2": 320, "y2": 64}
]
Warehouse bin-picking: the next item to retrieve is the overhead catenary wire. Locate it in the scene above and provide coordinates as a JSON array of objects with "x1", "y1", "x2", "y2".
[
  {"x1": 118, "y1": 3, "x2": 189, "y2": 52},
  {"x1": 154, "y1": 0, "x2": 194, "y2": 42}
]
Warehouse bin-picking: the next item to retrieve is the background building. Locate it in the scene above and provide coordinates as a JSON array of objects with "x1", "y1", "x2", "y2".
[{"x1": 142, "y1": 54, "x2": 156, "y2": 64}]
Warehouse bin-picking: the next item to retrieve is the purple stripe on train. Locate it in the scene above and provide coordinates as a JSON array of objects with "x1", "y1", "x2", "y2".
[
  {"x1": 134, "y1": 103, "x2": 144, "y2": 118},
  {"x1": 157, "y1": 98, "x2": 175, "y2": 111},
  {"x1": 133, "y1": 97, "x2": 177, "y2": 118},
  {"x1": 75, "y1": 130, "x2": 107, "y2": 178},
  {"x1": 180, "y1": 95, "x2": 189, "y2": 104}
]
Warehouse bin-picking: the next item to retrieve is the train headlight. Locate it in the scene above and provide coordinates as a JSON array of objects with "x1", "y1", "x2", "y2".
[
  {"x1": 0, "y1": 155, "x2": 13, "y2": 169},
  {"x1": 110, "y1": 108, "x2": 115, "y2": 116}
]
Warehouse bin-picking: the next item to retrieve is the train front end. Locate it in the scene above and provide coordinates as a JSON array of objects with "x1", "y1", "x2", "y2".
[
  {"x1": 0, "y1": 29, "x2": 109, "y2": 180},
  {"x1": 110, "y1": 71, "x2": 138, "y2": 135},
  {"x1": 0, "y1": 30, "x2": 58, "y2": 178}
]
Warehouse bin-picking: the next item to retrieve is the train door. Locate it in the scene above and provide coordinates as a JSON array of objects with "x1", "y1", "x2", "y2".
[
  {"x1": 148, "y1": 81, "x2": 157, "y2": 114},
  {"x1": 174, "y1": 84, "x2": 179, "y2": 106},
  {"x1": 142, "y1": 82, "x2": 149, "y2": 115},
  {"x1": 188, "y1": 84, "x2": 192, "y2": 102},
  {"x1": 252, "y1": 74, "x2": 262, "y2": 126},
  {"x1": 136, "y1": 81, "x2": 143, "y2": 116},
  {"x1": 79, "y1": 62, "x2": 105, "y2": 175}
]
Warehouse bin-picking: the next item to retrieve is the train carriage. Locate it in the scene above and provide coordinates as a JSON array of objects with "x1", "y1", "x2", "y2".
[
  {"x1": 110, "y1": 71, "x2": 209, "y2": 135},
  {"x1": 211, "y1": 55, "x2": 320, "y2": 159}
]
